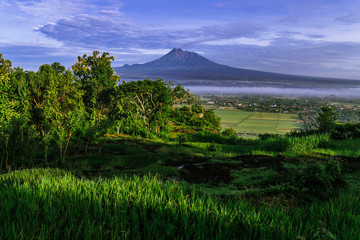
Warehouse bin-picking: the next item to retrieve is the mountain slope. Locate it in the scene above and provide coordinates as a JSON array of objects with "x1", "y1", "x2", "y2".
[{"x1": 114, "y1": 48, "x2": 359, "y2": 87}]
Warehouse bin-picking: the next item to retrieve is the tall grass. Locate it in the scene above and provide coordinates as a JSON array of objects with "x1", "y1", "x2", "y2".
[
  {"x1": 258, "y1": 134, "x2": 333, "y2": 154},
  {"x1": 1, "y1": 168, "x2": 359, "y2": 239}
]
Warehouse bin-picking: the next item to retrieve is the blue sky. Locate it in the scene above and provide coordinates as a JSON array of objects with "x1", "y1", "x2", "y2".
[{"x1": 1, "y1": 0, "x2": 360, "y2": 79}]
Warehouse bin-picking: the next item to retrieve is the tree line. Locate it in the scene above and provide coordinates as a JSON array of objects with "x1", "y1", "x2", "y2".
[{"x1": 0, "y1": 51, "x2": 220, "y2": 169}]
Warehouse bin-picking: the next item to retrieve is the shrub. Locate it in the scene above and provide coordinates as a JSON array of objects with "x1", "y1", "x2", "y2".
[
  {"x1": 258, "y1": 136, "x2": 291, "y2": 152},
  {"x1": 206, "y1": 143, "x2": 222, "y2": 152},
  {"x1": 288, "y1": 160, "x2": 342, "y2": 200},
  {"x1": 221, "y1": 128, "x2": 238, "y2": 137},
  {"x1": 332, "y1": 122, "x2": 360, "y2": 140}
]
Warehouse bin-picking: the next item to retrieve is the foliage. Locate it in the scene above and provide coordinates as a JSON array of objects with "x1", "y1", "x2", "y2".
[
  {"x1": 258, "y1": 134, "x2": 333, "y2": 154},
  {"x1": 72, "y1": 51, "x2": 119, "y2": 152},
  {"x1": 171, "y1": 105, "x2": 221, "y2": 132},
  {"x1": 317, "y1": 106, "x2": 337, "y2": 133},
  {"x1": 258, "y1": 135, "x2": 291, "y2": 152},
  {"x1": 221, "y1": 127, "x2": 238, "y2": 137},
  {"x1": 72, "y1": 51, "x2": 119, "y2": 119},
  {"x1": 287, "y1": 160, "x2": 342, "y2": 200},
  {"x1": 331, "y1": 122, "x2": 360, "y2": 139},
  {"x1": 1, "y1": 51, "x2": 223, "y2": 168},
  {"x1": 27, "y1": 64, "x2": 85, "y2": 160},
  {"x1": 116, "y1": 79, "x2": 172, "y2": 135},
  {"x1": 1, "y1": 168, "x2": 359, "y2": 239},
  {"x1": 0, "y1": 54, "x2": 16, "y2": 168}
]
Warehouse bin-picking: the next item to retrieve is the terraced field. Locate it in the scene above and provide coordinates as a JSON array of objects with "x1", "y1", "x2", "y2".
[{"x1": 215, "y1": 110, "x2": 305, "y2": 134}]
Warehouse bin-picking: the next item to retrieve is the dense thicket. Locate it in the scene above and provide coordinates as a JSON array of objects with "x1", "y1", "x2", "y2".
[{"x1": 0, "y1": 52, "x2": 220, "y2": 169}]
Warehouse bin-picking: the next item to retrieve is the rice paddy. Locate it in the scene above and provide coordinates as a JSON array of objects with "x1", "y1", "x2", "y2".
[
  {"x1": 215, "y1": 109, "x2": 305, "y2": 134},
  {"x1": 1, "y1": 168, "x2": 359, "y2": 239},
  {"x1": 1, "y1": 130, "x2": 360, "y2": 239}
]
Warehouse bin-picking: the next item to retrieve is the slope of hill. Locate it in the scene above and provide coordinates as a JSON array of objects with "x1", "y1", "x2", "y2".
[{"x1": 115, "y1": 48, "x2": 360, "y2": 88}]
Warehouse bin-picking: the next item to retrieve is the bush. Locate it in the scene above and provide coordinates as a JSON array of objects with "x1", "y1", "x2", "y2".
[
  {"x1": 288, "y1": 134, "x2": 333, "y2": 152},
  {"x1": 332, "y1": 122, "x2": 360, "y2": 140},
  {"x1": 221, "y1": 128, "x2": 238, "y2": 138},
  {"x1": 206, "y1": 143, "x2": 222, "y2": 152},
  {"x1": 258, "y1": 136, "x2": 291, "y2": 152},
  {"x1": 258, "y1": 134, "x2": 333, "y2": 154},
  {"x1": 288, "y1": 160, "x2": 342, "y2": 200}
]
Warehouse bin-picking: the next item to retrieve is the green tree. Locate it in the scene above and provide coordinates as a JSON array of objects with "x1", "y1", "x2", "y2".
[
  {"x1": 317, "y1": 106, "x2": 337, "y2": 133},
  {"x1": 72, "y1": 51, "x2": 119, "y2": 121},
  {"x1": 222, "y1": 127, "x2": 238, "y2": 137},
  {"x1": 116, "y1": 79, "x2": 173, "y2": 136},
  {"x1": 27, "y1": 64, "x2": 84, "y2": 160},
  {"x1": 72, "y1": 51, "x2": 119, "y2": 153},
  {"x1": 0, "y1": 56, "x2": 35, "y2": 169},
  {"x1": 0, "y1": 54, "x2": 15, "y2": 168},
  {"x1": 7, "y1": 67, "x2": 38, "y2": 165}
]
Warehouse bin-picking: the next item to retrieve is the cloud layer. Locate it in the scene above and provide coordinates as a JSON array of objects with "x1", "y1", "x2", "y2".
[
  {"x1": 38, "y1": 13, "x2": 263, "y2": 49},
  {"x1": 1, "y1": 0, "x2": 360, "y2": 79}
]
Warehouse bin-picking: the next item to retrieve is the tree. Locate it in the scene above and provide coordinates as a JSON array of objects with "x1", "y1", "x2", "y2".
[
  {"x1": 222, "y1": 128, "x2": 238, "y2": 137},
  {"x1": 72, "y1": 51, "x2": 119, "y2": 153},
  {"x1": 7, "y1": 67, "x2": 38, "y2": 165},
  {"x1": 72, "y1": 51, "x2": 119, "y2": 121},
  {"x1": 0, "y1": 54, "x2": 14, "y2": 168},
  {"x1": 27, "y1": 64, "x2": 84, "y2": 160},
  {"x1": 170, "y1": 105, "x2": 221, "y2": 132},
  {"x1": 116, "y1": 79, "x2": 173, "y2": 136},
  {"x1": 317, "y1": 106, "x2": 337, "y2": 133}
]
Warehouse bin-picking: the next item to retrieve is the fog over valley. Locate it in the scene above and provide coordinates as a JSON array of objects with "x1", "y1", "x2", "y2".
[{"x1": 183, "y1": 86, "x2": 360, "y2": 98}]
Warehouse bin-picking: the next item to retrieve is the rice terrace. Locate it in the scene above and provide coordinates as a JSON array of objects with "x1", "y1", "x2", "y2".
[{"x1": 215, "y1": 109, "x2": 305, "y2": 135}]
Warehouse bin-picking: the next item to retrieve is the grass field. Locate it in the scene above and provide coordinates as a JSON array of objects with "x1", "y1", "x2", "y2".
[
  {"x1": 2, "y1": 133, "x2": 360, "y2": 239},
  {"x1": 215, "y1": 110, "x2": 305, "y2": 134},
  {"x1": 1, "y1": 168, "x2": 359, "y2": 239}
]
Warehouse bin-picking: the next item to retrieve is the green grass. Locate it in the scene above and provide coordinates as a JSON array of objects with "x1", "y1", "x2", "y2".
[
  {"x1": 257, "y1": 134, "x2": 360, "y2": 158},
  {"x1": 215, "y1": 109, "x2": 305, "y2": 134},
  {"x1": 2, "y1": 134, "x2": 360, "y2": 239},
  {"x1": 1, "y1": 168, "x2": 360, "y2": 239},
  {"x1": 231, "y1": 168, "x2": 277, "y2": 187}
]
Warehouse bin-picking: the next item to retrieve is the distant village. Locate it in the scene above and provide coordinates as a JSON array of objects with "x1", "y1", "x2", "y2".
[{"x1": 201, "y1": 95, "x2": 360, "y2": 129}]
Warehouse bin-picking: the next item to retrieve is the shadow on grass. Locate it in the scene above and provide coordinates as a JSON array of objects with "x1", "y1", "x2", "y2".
[{"x1": 0, "y1": 169, "x2": 289, "y2": 239}]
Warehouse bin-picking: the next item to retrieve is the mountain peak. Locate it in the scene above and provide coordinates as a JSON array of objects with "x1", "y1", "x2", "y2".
[
  {"x1": 167, "y1": 48, "x2": 190, "y2": 58},
  {"x1": 144, "y1": 48, "x2": 215, "y2": 68},
  {"x1": 171, "y1": 47, "x2": 185, "y2": 52}
]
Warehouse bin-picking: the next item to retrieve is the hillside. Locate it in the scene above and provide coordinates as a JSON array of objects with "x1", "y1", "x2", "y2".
[{"x1": 115, "y1": 48, "x2": 360, "y2": 88}]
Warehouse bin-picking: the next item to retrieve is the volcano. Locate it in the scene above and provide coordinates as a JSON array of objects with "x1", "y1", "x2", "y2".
[{"x1": 114, "y1": 48, "x2": 358, "y2": 88}]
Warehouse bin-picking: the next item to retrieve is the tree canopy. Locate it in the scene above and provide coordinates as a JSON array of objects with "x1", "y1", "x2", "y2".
[
  {"x1": 317, "y1": 106, "x2": 337, "y2": 133},
  {"x1": 0, "y1": 51, "x2": 220, "y2": 169}
]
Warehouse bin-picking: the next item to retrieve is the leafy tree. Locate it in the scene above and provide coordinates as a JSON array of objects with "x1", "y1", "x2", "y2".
[
  {"x1": 72, "y1": 51, "x2": 119, "y2": 152},
  {"x1": 222, "y1": 128, "x2": 238, "y2": 137},
  {"x1": 116, "y1": 79, "x2": 173, "y2": 136},
  {"x1": 27, "y1": 64, "x2": 84, "y2": 160},
  {"x1": 317, "y1": 106, "x2": 337, "y2": 133},
  {"x1": 169, "y1": 82, "x2": 196, "y2": 108},
  {"x1": 7, "y1": 67, "x2": 38, "y2": 165},
  {"x1": 0, "y1": 57, "x2": 35, "y2": 169},
  {"x1": 72, "y1": 51, "x2": 119, "y2": 121},
  {"x1": 0, "y1": 54, "x2": 14, "y2": 168},
  {"x1": 51, "y1": 62, "x2": 65, "y2": 74},
  {"x1": 170, "y1": 105, "x2": 221, "y2": 132}
]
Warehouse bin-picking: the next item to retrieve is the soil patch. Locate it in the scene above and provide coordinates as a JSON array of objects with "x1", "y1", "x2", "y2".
[{"x1": 165, "y1": 155, "x2": 289, "y2": 185}]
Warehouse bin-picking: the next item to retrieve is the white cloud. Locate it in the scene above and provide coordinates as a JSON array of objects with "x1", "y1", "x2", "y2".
[
  {"x1": 335, "y1": 14, "x2": 360, "y2": 24},
  {"x1": 14, "y1": 0, "x2": 85, "y2": 24},
  {"x1": 204, "y1": 37, "x2": 272, "y2": 46}
]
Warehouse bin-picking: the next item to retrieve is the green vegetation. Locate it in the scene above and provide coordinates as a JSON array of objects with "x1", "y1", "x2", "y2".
[
  {"x1": 1, "y1": 52, "x2": 360, "y2": 239},
  {"x1": 215, "y1": 109, "x2": 304, "y2": 134},
  {"x1": 0, "y1": 52, "x2": 220, "y2": 169},
  {"x1": 1, "y1": 168, "x2": 359, "y2": 239}
]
